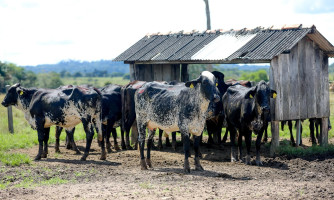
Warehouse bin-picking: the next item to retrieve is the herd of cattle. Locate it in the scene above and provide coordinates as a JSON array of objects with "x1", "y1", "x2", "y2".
[{"x1": 1, "y1": 71, "x2": 328, "y2": 173}]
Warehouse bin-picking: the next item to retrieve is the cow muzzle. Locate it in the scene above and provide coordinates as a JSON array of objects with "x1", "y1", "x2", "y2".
[{"x1": 1, "y1": 101, "x2": 8, "y2": 107}]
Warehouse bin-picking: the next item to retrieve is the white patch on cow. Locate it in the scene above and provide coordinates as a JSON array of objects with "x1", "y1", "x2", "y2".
[{"x1": 202, "y1": 71, "x2": 215, "y2": 83}]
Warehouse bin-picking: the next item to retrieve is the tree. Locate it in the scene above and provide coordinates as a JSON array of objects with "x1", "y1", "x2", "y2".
[{"x1": 203, "y1": 0, "x2": 211, "y2": 30}]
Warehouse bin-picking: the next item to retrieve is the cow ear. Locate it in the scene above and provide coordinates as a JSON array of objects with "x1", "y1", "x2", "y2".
[
  {"x1": 246, "y1": 86, "x2": 257, "y2": 99},
  {"x1": 271, "y1": 90, "x2": 277, "y2": 98},
  {"x1": 185, "y1": 76, "x2": 201, "y2": 88},
  {"x1": 185, "y1": 81, "x2": 198, "y2": 88},
  {"x1": 16, "y1": 88, "x2": 24, "y2": 96}
]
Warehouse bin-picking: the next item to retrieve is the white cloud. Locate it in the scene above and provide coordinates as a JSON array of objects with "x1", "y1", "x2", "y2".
[{"x1": 0, "y1": 0, "x2": 333, "y2": 65}]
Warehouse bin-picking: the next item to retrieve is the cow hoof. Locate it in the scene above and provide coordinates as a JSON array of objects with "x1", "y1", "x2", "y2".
[
  {"x1": 146, "y1": 158, "x2": 153, "y2": 168},
  {"x1": 184, "y1": 159, "x2": 190, "y2": 173},
  {"x1": 231, "y1": 157, "x2": 238, "y2": 163},
  {"x1": 158, "y1": 144, "x2": 163, "y2": 151},
  {"x1": 100, "y1": 151, "x2": 107, "y2": 160},
  {"x1": 256, "y1": 161, "x2": 263, "y2": 166},
  {"x1": 107, "y1": 148, "x2": 113, "y2": 153},
  {"x1": 113, "y1": 144, "x2": 120, "y2": 151},
  {"x1": 41, "y1": 153, "x2": 47, "y2": 158},
  {"x1": 80, "y1": 155, "x2": 88, "y2": 161},
  {"x1": 126, "y1": 145, "x2": 133, "y2": 150},
  {"x1": 140, "y1": 159, "x2": 147, "y2": 170},
  {"x1": 55, "y1": 149, "x2": 61, "y2": 154},
  {"x1": 75, "y1": 150, "x2": 81, "y2": 155},
  {"x1": 195, "y1": 165, "x2": 204, "y2": 171},
  {"x1": 246, "y1": 156, "x2": 251, "y2": 165},
  {"x1": 34, "y1": 155, "x2": 42, "y2": 161}
]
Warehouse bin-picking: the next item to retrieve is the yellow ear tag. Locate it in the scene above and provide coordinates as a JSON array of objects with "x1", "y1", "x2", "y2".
[
  {"x1": 20, "y1": 91, "x2": 24, "y2": 96},
  {"x1": 190, "y1": 83, "x2": 194, "y2": 88},
  {"x1": 249, "y1": 94, "x2": 253, "y2": 99},
  {"x1": 273, "y1": 92, "x2": 277, "y2": 98},
  {"x1": 216, "y1": 83, "x2": 218, "y2": 87}
]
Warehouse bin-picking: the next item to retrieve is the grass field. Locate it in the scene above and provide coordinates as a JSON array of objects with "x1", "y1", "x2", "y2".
[{"x1": 61, "y1": 76, "x2": 130, "y2": 88}]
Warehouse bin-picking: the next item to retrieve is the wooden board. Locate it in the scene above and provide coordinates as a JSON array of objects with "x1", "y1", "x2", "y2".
[
  {"x1": 279, "y1": 54, "x2": 290, "y2": 120},
  {"x1": 298, "y1": 38, "x2": 308, "y2": 119},
  {"x1": 162, "y1": 64, "x2": 172, "y2": 81},
  {"x1": 288, "y1": 43, "x2": 300, "y2": 119},
  {"x1": 153, "y1": 64, "x2": 163, "y2": 81}
]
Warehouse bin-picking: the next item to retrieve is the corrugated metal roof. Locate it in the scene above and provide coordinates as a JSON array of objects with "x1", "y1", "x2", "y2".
[{"x1": 114, "y1": 25, "x2": 334, "y2": 63}]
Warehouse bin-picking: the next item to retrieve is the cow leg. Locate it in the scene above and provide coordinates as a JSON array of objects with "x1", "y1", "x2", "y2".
[
  {"x1": 230, "y1": 126, "x2": 238, "y2": 162},
  {"x1": 238, "y1": 132, "x2": 243, "y2": 162},
  {"x1": 316, "y1": 119, "x2": 321, "y2": 144},
  {"x1": 194, "y1": 135, "x2": 204, "y2": 171},
  {"x1": 111, "y1": 128, "x2": 121, "y2": 151},
  {"x1": 81, "y1": 119, "x2": 106, "y2": 161},
  {"x1": 158, "y1": 129, "x2": 163, "y2": 150},
  {"x1": 121, "y1": 128, "x2": 126, "y2": 150},
  {"x1": 65, "y1": 134, "x2": 72, "y2": 149},
  {"x1": 35, "y1": 119, "x2": 46, "y2": 160},
  {"x1": 146, "y1": 129, "x2": 155, "y2": 168},
  {"x1": 172, "y1": 132, "x2": 177, "y2": 151},
  {"x1": 288, "y1": 120, "x2": 296, "y2": 146},
  {"x1": 221, "y1": 127, "x2": 228, "y2": 144},
  {"x1": 55, "y1": 126, "x2": 63, "y2": 153},
  {"x1": 256, "y1": 128, "x2": 264, "y2": 166},
  {"x1": 245, "y1": 130, "x2": 252, "y2": 165},
  {"x1": 165, "y1": 134, "x2": 172, "y2": 147},
  {"x1": 182, "y1": 133, "x2": 191, "y2": 173},
  {"x1": 42, "y1": 127, "x2": 50, "y2": 158},
  {"x1": 309, "y1": 119, "x2": 317, "y2": 145},
  {"x1": 137, "y1": 123, "x2": 147, "y2": 170},
  {"x1": 262, "y1": 122, "x2": 268, "y2": 143},
  {"x1": 66, "y1": 128, "x2": 81, "y2": 154},
  {"x1": 103, "y1": 124, "x2": 112, "y2": 153}
]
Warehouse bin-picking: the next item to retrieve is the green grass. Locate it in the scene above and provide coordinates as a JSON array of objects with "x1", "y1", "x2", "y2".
[
  {"x1": 61, "y1": 76, "x2": 129, "y2": 87},
  {"x1": 0, "y1": 152, "x2": 31, "y2": 166},
  {"x1": 277, "y1": 140, "x2": 334, "y2": 157}
]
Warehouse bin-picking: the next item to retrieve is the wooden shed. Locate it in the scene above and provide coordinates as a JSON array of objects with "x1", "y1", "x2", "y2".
[{"x1": 114, "y1": 24, "x2": 334, "y2": 154}]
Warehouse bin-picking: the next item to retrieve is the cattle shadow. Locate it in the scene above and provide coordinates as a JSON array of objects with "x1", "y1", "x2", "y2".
[
  {"x1": 153, "y1": 167, "x2": 253, "y2": 180},
  {"x1": 37, "y1": 158, "x2": 121, "y2": 166},
  {"x1": 155, "y1": 142, "x2": 289, "y2": 170}
]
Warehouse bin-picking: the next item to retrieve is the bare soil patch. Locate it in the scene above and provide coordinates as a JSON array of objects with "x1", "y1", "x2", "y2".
[{"x1": 1, "y1": 137, "x2": 334, "y2": 200}]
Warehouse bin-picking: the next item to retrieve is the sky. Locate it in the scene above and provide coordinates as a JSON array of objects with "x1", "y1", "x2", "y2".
[{"x1": 0, "y1": 0, "x2": 334, "y2": 66}]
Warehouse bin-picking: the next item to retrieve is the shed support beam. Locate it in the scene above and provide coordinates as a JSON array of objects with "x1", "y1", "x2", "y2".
[
  {"x1": 320, "y1": 117, "x2": 328, "y2": 146},
  {"x1": 181, "y1": 64, "x2": 189, "y2": 82},
  {"x1": 270, "y1": 121, "x2": 279, "y2": 157}
]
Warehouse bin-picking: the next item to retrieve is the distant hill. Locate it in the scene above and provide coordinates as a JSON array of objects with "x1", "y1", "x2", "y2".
[{"x1": 21, "y1": 60, "x2": 129, "y2": 74}]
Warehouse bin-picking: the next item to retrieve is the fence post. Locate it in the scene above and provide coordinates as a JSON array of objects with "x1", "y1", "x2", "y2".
[{"x1": 5, "y1": 85, "x2": 14, "y2": 133}]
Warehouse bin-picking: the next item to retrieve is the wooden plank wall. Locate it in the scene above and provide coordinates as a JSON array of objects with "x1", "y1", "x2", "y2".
[
  {"x1": 132, "y1": 64, "x2": 181, "y2": 82},
  {"x1": 271, "y1": 36, "x2": 330, "y2": 121}
]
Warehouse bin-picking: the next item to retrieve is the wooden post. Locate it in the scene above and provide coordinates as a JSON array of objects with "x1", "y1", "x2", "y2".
[
  {"x1": 319, "y1": 117, "x2": 328, "y2": 146},
  {"x1": 5, "y1": 85, "x2": 14, "y2": 134},
  {"x1": 270, "y1": 121, "x2": 279, "y2": 157},
  {"x1": 296, "y1": 120, "x2": 301, "y2": 146},
  {"x1": 181, "y1": 64, "x2": 188, "y2": 82}
]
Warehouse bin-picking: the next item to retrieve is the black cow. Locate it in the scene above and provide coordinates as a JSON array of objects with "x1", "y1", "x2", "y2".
[
  {"x1": 121, "y1": 81, "x2": 146, "y2": 150},
  {"x1": 222, "y1": 81, "x2": 276, "y2": 166},
  {"x1": 54, "y1": 84, "x2": 124, "y2": 154},
  {"x1": 205, "y1": 71, "x2": 229, "y2": 148},
  {"x1": 1, "y1": 83, "x2": 105, "y2": 161},
  {"x1": 135, "y1": 71, "x2": 220, "y2": 173}
]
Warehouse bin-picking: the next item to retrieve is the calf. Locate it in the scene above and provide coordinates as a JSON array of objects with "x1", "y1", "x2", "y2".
[
  {"x1": 222, "y1": 81, "x2": 276, "y2": 166},
  {"x1": 135, "y1": 71, "x2": 220, "y2": 173},
  {"x1": 1, "y1": 83, "x2": 104, "y2": 161}
]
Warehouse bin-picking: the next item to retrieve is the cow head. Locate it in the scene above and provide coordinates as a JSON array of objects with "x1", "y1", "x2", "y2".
[
  {"x1": 1, "y1": 83, "x2": 22, "y2": 107},
  {"x1": 246, "y1": 80, "x2": 276, "y2": 123},
  {"x1": 185, "y1": 71, "x2": 220, "y2": 103}
]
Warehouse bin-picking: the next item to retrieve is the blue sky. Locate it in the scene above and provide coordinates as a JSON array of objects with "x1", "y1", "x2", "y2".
[{"x1": 0, "y1": 0, "x2": 333, "y2": 66}]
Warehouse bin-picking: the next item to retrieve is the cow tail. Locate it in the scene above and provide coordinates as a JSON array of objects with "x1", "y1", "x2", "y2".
[
  {"x1": 94, "y1": 88, "x2": 103, "y2": 142},
  {"x1": 121, "y1": 86, "x2": 127, "y2": 131}
]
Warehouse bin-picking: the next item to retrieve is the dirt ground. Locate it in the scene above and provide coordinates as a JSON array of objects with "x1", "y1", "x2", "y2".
[{"x1": 1, "y1": 137, "x2": 334, "y2": 200}]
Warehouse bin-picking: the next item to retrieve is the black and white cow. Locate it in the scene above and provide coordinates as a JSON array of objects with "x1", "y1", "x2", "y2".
[
  {"x1": 222, "y1": 81, "x2": 276, "y2": 166},
  {"x1": 135, "y1": 71, "x2": 220, "y2": 173},
  {"x1": 1, "y1": 83, "x2": 104, "y2": 161}
]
